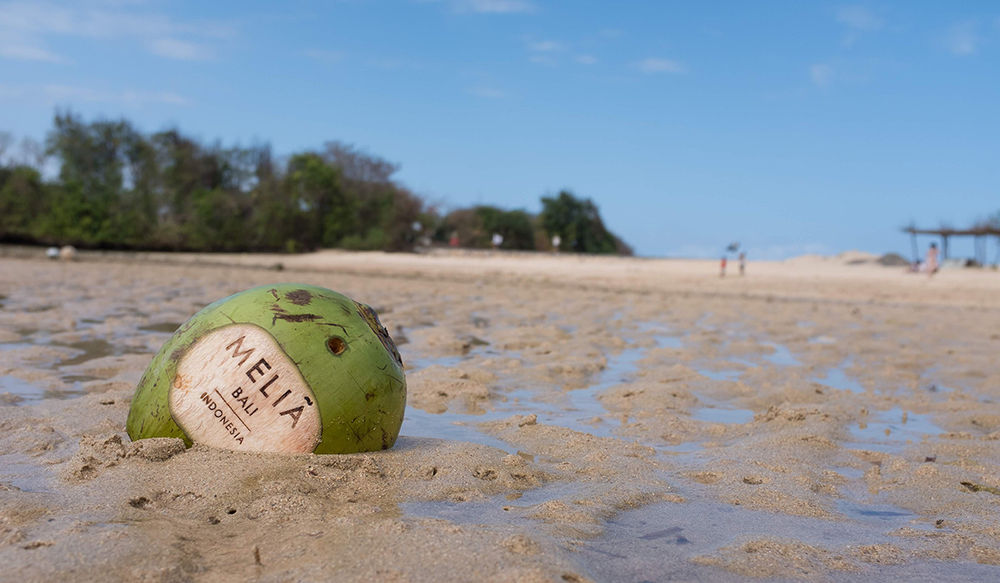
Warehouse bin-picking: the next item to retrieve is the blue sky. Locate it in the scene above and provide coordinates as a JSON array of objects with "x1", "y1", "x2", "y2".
[{"x1": 1, "y1": 1, "x2": 998, "y2": 259}]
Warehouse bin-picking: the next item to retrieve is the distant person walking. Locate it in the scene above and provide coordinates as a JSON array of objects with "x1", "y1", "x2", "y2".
[
  {"x1": 551, "y1": 234, "x2": 561, "y2": 253},
  {"x1": 720, "y1": 256, "x2": 727, "y2": 278},
  {"x1": 738, "y1": 252, "x2": 746, "y2": 276},
  {"x1": 491, "y1": 232, "x2": 504, "y2": 250},
  {"x1": 925, "y1": 242, "x2": 939, "y2": 276}
]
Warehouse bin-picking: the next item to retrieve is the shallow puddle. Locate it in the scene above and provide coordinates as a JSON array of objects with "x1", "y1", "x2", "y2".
[
  {"x1": 562, "y1": 345, "x2": 646, "y2": 438},
  {"x1": 656, "y1": 335, "x2": 684, "y2": 349},
  {"x1": 691, "y1": 406, "x2": 754, "y2": 425},
  {"x1": 0, "y1": 375, "x2": 41, "y2": 401},
  {"x1": 847, "y1": 407, "x2": 943, "y2": 453},
  {"x1": 402, "y1": 337, "x2": 656, "y2": 448},
  {"x1": 837, "y1": 500, "x2": 916, "y2": 527},
  {"x1": 571, "y1": 484, "x2": 1000, "y2": 582},
  {"x1": 0, "y1": 453, "x2": 55, "y2": 493},
  {"x1": 763, "y1": 342, "x2": 800, "y2": 367},
  {"x1": 573, "y1": 495, "x2": 934, "y2": 583},
  {"x1": 635, "y1": 322, "x2": 684, "y2": 350},
  {"x1": 55, "y1": 339, "x2": 118, "y2": 367},
  {"x1": 1, "y1": 336, "x2": 136, "y2": 402},
  {"x1": 697, "y1": 367, "x2": 745, "y2": 382},
  {"x1": 814, "y1": 363, "x2": 866, "y2": 393},
  {"x1": 925, "y1": 382, "x2": 956, "y2": 396},
  {"x1": 0, "y1": 342, "x2": 34, "y2": 353},
  {"x1": 400, "y1": 407, "x2": 516, "y2": 453},
  {"x1": 0, "y1": 374, "x2": 90, "y2": 402}
]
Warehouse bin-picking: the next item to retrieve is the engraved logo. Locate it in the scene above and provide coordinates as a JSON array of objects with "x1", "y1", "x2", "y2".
[{"x1": 169, "y1": 324, "x2": 322, "y2": 453}]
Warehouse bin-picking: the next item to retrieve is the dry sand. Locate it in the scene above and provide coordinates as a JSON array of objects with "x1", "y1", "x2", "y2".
[{"x1": 2, "y1": 247, "x2": 1000, "y2": 581}]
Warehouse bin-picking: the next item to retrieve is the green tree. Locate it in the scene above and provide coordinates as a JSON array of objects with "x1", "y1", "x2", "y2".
[
  {"x1": 475, "y1": 206, "x2": 536, "y2": 250},
  {"x1": 285, "y1": 152, "x2": 352, "y2": 249},
  {"x1": 46, "y1": 113, "x2": 120, "y2": 245},
  {"x1": 539, "y1": 190, "x2": 631, "y2": 255},
  {"x1": 45, "y1": 112, "x2": 162, "y2": 247},
  {"x1": 436, "y1": 205, "x2": 536, "y2": 250},
  {"x1": 322, "y1": 141, "x2": 426, "y2": 251},
  {"x1": 7, "y1": 112, "x2": 443, "y2": 253},
  {"x1": 35, "y1": 181, "x2": 98, "y2": 245},
  {"x1": 180, "y1": 187, "x2": 249, "y2": 251},
  {"x1": 0, "y1": 165, "x2": 45, "y2": 241}
]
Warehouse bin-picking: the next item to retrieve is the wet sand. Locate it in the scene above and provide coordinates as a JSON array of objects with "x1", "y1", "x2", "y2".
[{"x1": 3, "y1": 248, "x2": 1000, "y2": 581}]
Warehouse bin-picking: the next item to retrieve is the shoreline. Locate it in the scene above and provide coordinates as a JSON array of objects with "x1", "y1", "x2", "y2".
[{"x1": 5, "y1": 244, "x2": 1000, "y2": 308}]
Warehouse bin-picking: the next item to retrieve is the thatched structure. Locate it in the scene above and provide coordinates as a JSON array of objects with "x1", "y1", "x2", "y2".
[{"x1": 903, "y1": 226, "x2": 1000, "y2": 265}]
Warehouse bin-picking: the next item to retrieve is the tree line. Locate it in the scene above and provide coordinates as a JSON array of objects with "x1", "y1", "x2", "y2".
[{"x1": 0, "y1": 112, "x2": 632, "y2": 256}]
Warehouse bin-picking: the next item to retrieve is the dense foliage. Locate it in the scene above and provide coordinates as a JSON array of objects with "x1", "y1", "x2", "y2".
[
  {"x1": 539, "y1": 191, "x2": 633, "y2": 255},
  {"x1": 436, "y1": 206, "x2": 537, "y2": 250},
  {"x1": 0, "y1": 113, "x2": 630, "y2": 255}
]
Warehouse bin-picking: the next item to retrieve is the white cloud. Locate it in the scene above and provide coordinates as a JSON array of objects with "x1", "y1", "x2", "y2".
[
  {"x1": 634, "y1": 58, "x2": 685, "y2": 74},
  {"x1": 575, "y1": 54, "x2": 597, "y2": 65},
  {"x1": 467, "y1": 86, "x2": 505, "y2": 98},
  {"x1": 0, "y1": 9, "x2": 71, "y2": 63},
  {"x1": 0, "y1": 1, "x2": 233, "y2": 62},
  {"x1": 810, "y1": 63, "x2": 834, "y2": 87},
  {"x1": 142, "y1": 91, "x2": 190, "y2": 106},
  {"x1": 365, "y1": 56, "x2": 419, "y2": 70},
  {"x1": 0, "y1": 84, "x2": 27, "y2": 99},
  {"x1": 304, "y1": 49, "x2": 345, "y2": 63},
  {"x1": 42, "y1": 84, "x2": 191, "y2": 106},
  {"x1": 148, "y1": 38, "x2": 212, "y2": 61},
  {"x1": 524, "y1": 37, "x2": 564, "y2": 65},
  {"x1": 0, "y1": 82, "x2": 190, "y2": 106},
  {"x1": 835, "y1": 5, "x2": 882, "y2": 47},
  {"x1": 527, "y1": 39, "x2": 562, "y2": 52},
  {"x1": 0, "y1": 42, "x2": 66, "y2": 63},
  {"x1": 0, "y1": 2, "x2": 223, "y2": 38},
  {"x1": 945, "y1": 21, "x2": 979, "y2": 56},
  {"x1": 528, "y1": 54, "x2": 557, "y2": 66},
  {"x1": 451, "y1": 0, "x2": 535, "y2": 14},
  {"x1": 836, "y1": 6, "x2": 882, "y2": 31}
]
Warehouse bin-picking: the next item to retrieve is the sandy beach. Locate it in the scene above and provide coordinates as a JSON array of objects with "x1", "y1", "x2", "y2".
[{"x1": 3, "y1": 247, "x2": 1000, "y2": 581}]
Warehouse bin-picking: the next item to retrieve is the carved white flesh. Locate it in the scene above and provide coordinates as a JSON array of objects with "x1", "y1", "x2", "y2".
[{"x1": 169, "y1": 324, "x2": 321, "y2": 453}]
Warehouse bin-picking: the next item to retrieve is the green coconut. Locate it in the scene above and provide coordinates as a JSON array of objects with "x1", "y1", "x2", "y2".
[{"x1": 126, "y1": 284, "x2": 406, "y2": 454}]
